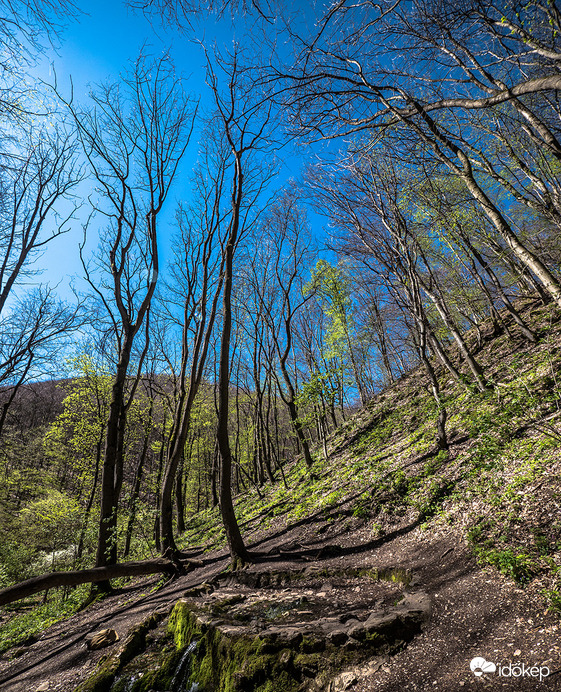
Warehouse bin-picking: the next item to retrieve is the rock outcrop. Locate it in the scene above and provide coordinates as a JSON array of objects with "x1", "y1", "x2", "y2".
[{"x1": 76, "y1": 566, "x2": 431, "y2": 692}]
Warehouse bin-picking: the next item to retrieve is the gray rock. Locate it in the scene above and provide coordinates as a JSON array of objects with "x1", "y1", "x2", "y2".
[
  {"x1": 347, "y1": 622, "x2": 366, "y2": 641},
  {"x1": 330, "y1": 671, "x2": 358, "y2": 691},
  {"x1": 260, "y1": 627, "x2": 281, "y2": 641},
  {"x1": 279, "y1": 627, "x2": 303, "y2": 646},
  {"x1": 363, "y1": 612, "x2": 400, "y2": 633},
  {"x1": 398, "y1": 591, "x2": 431, "y2": 619},
  {"x1": 327, "y1": 629, "x2": 348, "y2": 645}
]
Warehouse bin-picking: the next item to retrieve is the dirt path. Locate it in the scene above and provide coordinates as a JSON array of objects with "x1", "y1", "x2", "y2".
[
  {"x1": 0, "y1": 553, "x2": 231, "y2": 692},
  {"x1": 0, "y1": 516, "x2": 559, "y2": 691}
]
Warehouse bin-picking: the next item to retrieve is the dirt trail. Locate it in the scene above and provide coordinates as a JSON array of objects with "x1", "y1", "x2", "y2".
[{"x1": 0, "y1": 516, "x2": 559, "y2": 691}]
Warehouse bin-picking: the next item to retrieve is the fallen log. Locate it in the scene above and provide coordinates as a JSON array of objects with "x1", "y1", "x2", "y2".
[{"x1": 0, "y1": 557, "x2": 181, "y2": 607}]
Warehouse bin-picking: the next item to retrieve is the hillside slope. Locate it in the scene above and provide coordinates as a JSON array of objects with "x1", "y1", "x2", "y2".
[
  {"x1": 1, "y1": 299, "x2": 561, "y2": 691},
  {"x1": 184, "y1": 298, "x2": 561, "y2": 607}
]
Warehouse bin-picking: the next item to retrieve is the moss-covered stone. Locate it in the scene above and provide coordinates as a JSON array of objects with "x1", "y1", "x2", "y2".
[
  {"x1": 74, "y1": 611, "x2": 168, "y2": 692},
  {"x1": 77, "y1": 577, "x2": 428, "y2": 692},
  {"x1": 166, "y1": 598, "x2": 409, "y2": 691}
]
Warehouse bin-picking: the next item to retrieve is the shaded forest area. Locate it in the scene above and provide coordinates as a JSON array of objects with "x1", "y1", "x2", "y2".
[{"x1": 2, "y1": 0, "x2": 561, "y2": 636}]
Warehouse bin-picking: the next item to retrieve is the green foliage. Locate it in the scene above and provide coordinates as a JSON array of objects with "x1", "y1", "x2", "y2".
[
  {"x1": 477, "y1": 547, "x2": 536, "y2": 584},
  {"x1": 542, "y1": 584, "x2": 561, "y2": 614},
  {"x1": 302, "y1": 259, "x2": 365, "y2": 406},
  {"x1": 306, "y1": 260, "x2": 354, "y2": 359},
  {"x1": 351, "y1": 492, "x2": 372, "y2": 519},
  {"x1": 0, "y1": 584, "x2": 89, "y2": 654},
  {"x1": 21, "y1": 489, "x2": 82, "y2": 558},
  {"x1": 0, "y1": 487, "x2": 82, "y2": 584},
  {"x1": 43, "y1": 355, "x2": 111, "y2": 490},
  {"x1": 295, "y1": 370, "x2": 338, "y2": 425}
]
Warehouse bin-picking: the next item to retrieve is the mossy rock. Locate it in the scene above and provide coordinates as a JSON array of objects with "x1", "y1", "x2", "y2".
[
  {"x1": 166, "y1": 599, "x2": 403, "y2": 692},
  {"x1": 78, "y1": 583, "x2": 428, "y2": 692},
  {"x1": 74, "y1": 611, "x2": 168, "y2": 692},
  {"x1": 168, "y1": 607, "x2": 301, "y2": 692}
]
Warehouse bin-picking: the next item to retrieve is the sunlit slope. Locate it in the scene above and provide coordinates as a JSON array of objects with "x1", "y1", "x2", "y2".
[{"x1": 181, "y1": 299, "x2": 561, "y2": 611}]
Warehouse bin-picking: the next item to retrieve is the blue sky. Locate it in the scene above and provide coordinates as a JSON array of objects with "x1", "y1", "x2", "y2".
[
  {"x1": 36, "y1": 1, "x2": 209, "y2": 294},
  {"x1": 33, "y1": 0, "x2": 328, "y2": 300}
]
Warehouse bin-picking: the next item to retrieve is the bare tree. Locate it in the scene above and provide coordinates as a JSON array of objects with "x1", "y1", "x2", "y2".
[
  {"x1": 157, "y1": 132, "x2": 228, "y2": 558},
  {"x1": 0, "y1": 287, "x2": 81, "y2": 436},
  {"x1": 130, "y1": 0, "x2": 275, "y2": 23},
  {"x1": 0, "y1": 122, "x2": 82, "y2": 436},
  {"x1": 0, "y1": 0, "x2": 80, "y2": 121},
  {"x1": 0, "y1": 127, "x2": 79, "y2": 314},
  {"x1": 62, "y1": 54, "x2": 196, "y2": 578},
  {"x1": 270, "y1": 0, "x2": 561, "y2": 307},
  {"x1": 244, "y1": 194, "x2": 317, "y2": 469},
  {"x1": 206, "y1": 48, "x2": 274, "y2": 567}
]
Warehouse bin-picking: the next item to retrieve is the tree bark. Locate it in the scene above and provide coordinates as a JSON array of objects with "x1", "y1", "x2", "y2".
[
  {"x1": 96, "y1": 340, "x2": 132, "y2": 572},
  {"x1": 216, "y1": 149, "x2": 250, "y2": 568},
  {"x1": 0, "y1": 558, "x2": 186, "y2": 607},
  {"x1": 414, "y1": 105, "x2": 561, "y2": 309}
]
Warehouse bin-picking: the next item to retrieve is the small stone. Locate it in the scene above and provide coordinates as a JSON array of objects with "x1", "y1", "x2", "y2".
[
  {"x1": 364, "y1": 612, "x2": 400, "y2": 633},
  {"x1": 333, "y1": 671, "x2": 358, "y2": 690},
  {"x1": 86, "y1": 629, "x2": 119, "y2": 650},
  {"x1": 35, "y1": 684, "x2": 50, "y2": 692},
  {"x1": 184, "y1": 582, "x2": 214, "y2": 597},
  {"x1": 317, "y1": 592, "x2": 327, "y2": 598},
  {"x1": 280, "y1": 628, "x2": 303, "y2": 646},
  {"x1": 363, "y1": 658, "x2": 386, "y2": 674},
  {"x1": 347, "y1": 623, "x2": 366, "y2": 641},
  {"x1": 398, "y1": 591, "x2": 431, "y2": 618},
  {"x1": 514, "y1": 649, "x2": 521, "y2": 657},
  {"x1": 219, "y1": 625, "x2": 243, "y2": 635}
]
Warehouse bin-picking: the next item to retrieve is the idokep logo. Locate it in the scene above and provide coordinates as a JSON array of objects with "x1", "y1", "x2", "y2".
[
  {"x1": 470, "y1": 656, "x2": 550, "y2": 682},
  {"x1": 470, "y1": 657, "x2": 496, "y2": 676}
]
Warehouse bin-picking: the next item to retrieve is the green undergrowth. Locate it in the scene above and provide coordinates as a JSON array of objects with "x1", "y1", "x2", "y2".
[
  {"x1": 0, "y1": 583, "x2": 89, "y2": 654},
  {"x1": 178, "y1": 302, "x2": 561, "y2": 611}
]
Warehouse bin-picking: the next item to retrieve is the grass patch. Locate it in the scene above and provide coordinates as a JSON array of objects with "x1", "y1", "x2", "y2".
[{"x1": 0, "y1": 584, "x2": 89, "y2": 654}]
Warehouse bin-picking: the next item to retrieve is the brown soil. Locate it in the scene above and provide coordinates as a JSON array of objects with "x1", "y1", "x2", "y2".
[{"x1": 0, "y1": 506, "x2": 559, "y2": 692}]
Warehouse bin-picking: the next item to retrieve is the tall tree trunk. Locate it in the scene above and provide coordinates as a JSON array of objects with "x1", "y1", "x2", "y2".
[
  {"x1": 95, "y1": 340, "x2": 133, "y2": 579},
  {"x1": 460, "y1": 230, "x2": 537, "y2": 342},
  {"x1": 77, "y1": 433, "x2": 103, "y2": 561},
  {"x1": 123, "y1": 423, "x2": 150, "y2": 558},
  {"x1": 216, "y1": 151, "x2": 249, "y2": 568},
  {"x1": 415, "y1": 106, "x2": 561, "y2": 309},
  {"x1": 175, "y1": 455, "x2": 186, "y2": 534},
  {"x1": 419, "y1": 280, "x2": 489, "y2": 392}
]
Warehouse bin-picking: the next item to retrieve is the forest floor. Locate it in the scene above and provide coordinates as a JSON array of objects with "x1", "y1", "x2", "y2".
[
  {"x1": 0, "y1": 508, "x2": 559, "y2": 691},
  {"x1": 1, "y1": 299, "x2": 561, "y2": 691}
]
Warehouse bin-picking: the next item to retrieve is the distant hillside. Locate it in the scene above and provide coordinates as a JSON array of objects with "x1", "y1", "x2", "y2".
[
  {"x1": 2, "y1": 298, "x2": 561, "y2": 691},
  {"x1": 0, "y1": 378, "x2": 71, "y2": 434}
]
